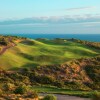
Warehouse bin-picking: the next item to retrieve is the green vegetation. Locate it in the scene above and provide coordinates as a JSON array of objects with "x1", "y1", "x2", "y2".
[
  {"x1": 92, "y1": 91, "x2": 100, "y2": 100},
  {"x1": 32, "y1": 86, "x2": 94, "y2": 98},
  {"x1": 14, "y1": 85, "x2": 27, "y2": 94},
  {"x1": 0, "y1": 36, "x2": 100, "y2": 70},
  {"x1": 43, "y1": 95, "x2": 57, "y2": 100},
  {"x1": 0, "y1": 35, "x2": 100, "y2": 99},
  {"x1": 68, "y1": 38, "x2": 100, "y2": 49},
  {"x1": 0, "y1": 55, "x2": 100, "y2": 92}
]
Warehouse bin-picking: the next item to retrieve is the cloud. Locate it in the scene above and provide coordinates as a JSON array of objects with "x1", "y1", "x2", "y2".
[
  {"x1": 0, "y1": 15, "x2": 100, "y2": 34},
  {"x1": 0, "y1": 14, "x2": 100, "y2": 26},
  {"x1": 65, "y1": 6, "x2": 96, "y2": 11}
]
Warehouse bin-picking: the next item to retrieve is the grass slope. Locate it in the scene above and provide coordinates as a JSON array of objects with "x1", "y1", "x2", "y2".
[{"x1": 0, "y1": 39, "x2": 99, "y2": 70}]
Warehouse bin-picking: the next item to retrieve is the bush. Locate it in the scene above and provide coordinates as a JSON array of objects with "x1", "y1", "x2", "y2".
[
  {"x1": 43, "y1": 95, "x2": 57, "y2": 100},
  {"x1": 3, "y1": 83, "x2": 15, "y2": 91},
  {"x1": 53, "y1": 81, "x2": 64, "y2": 88},
  {"x1": 14, "y1": 85, "x2": 27, "y2": 94},
  {"x1": 92, "y1": 91, "x2": 100, "y2": 100},
  {"x1": 26, "y1": 91, "x2": 38, "y2": 98}
]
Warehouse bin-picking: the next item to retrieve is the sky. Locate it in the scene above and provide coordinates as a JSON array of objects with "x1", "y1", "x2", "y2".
[{"x1": 0, "y1": 0, "x2": 100, "y2": 34}]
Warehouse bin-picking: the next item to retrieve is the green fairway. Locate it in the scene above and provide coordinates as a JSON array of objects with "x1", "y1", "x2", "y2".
[
  {"x1": 0, "y1": 39, "x2": 99, "y2": 70},
  {"x1": 31, "y1": 86, "x2": 95, "y2": 98}
]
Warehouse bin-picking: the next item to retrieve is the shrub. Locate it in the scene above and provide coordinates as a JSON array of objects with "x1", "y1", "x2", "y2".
[
  {"x1": 26, "y1": 91, "x2": 38, "y2": 98},
  {"x1": 3, "y1": 83, "x2": 15, "y2": 91},
  {"x1": 92, "y1": 91, "x2": 100, "y2": 100},
  {"x1": 53, "y1": 81, "x2": 64, "y2": 88},
  {"x1": 14, "y1": 85, "x2": 27, "y2": 94},
  {"x1": 43, "y1": 95, "x2": 57, "y2": 100}
]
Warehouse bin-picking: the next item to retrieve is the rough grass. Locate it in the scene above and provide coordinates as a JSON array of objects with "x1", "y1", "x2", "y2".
[{"x1": 0, "y1": 39, "x2": 99, "y2": 70}]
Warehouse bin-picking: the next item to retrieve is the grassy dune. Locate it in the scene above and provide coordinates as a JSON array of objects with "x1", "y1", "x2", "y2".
[{"x1": 0, "y1": 39, "x2": 99, "y2": 70}]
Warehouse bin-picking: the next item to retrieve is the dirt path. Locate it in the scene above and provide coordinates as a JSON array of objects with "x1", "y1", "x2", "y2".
[
  {"x1": 0, "y1": 42, "x2": 16, "y2": 55},
  {"x1": 55, "y1": 94, "x2": 90, "y2": 100},
  {"x1": 40, "y1": 93, "x2": 90, "y2": 100}
]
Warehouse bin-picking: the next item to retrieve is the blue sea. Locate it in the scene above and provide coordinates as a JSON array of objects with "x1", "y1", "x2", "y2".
[{"x1": 2, "y1": 34, "x2": 100, "y2": 42}]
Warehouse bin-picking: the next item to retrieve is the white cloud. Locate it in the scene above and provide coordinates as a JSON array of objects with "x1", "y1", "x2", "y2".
[
  {"x1": 65, "y1": 6, "x2": 96, "y2": 11},
  {"x1": 0, "y1": 14, "x2": 100, "y2": 26}
]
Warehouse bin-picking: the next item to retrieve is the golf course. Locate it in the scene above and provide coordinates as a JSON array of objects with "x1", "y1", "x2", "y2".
[{"x1": 0, "y1": 36, "x2": 100, "y2": 100}]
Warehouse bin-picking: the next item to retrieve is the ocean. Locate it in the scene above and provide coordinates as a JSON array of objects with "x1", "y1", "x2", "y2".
[{"x1": 1, "y1": 34, "x2": 100, "y2": 42}]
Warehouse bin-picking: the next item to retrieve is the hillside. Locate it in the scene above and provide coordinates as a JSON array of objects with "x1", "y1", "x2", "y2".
[
  {"x1": 0, "y1": 36, "x2": 100, "y2": 70},
  {"x1": 0, "y1": 56, "x2": 100, "y2": 91},
  {"x1": 0, "y1": 35, "x2": 100, "y2": 99}
]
